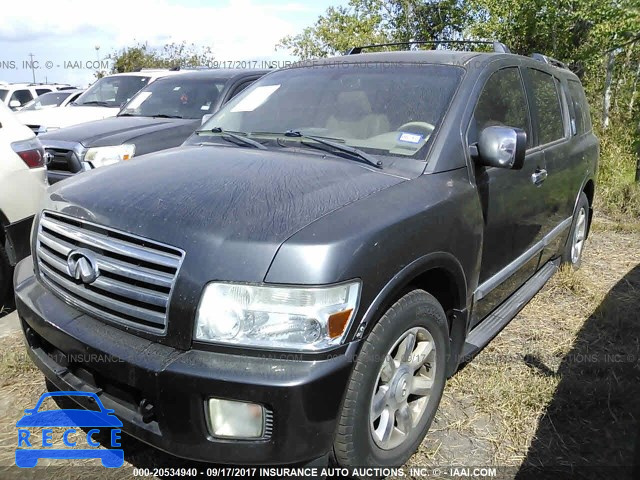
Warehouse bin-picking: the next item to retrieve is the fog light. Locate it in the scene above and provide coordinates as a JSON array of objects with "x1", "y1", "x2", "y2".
[{"x1": 206, "y1": 398, "x2": 264, "y2": 438}]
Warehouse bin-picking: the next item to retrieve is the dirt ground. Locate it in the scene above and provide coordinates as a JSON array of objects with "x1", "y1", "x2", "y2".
[{"x1": 0, "y1": 213, "x2": 639, "y2": 479}]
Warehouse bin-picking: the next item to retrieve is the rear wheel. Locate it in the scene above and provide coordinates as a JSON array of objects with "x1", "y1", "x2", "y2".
[
  {"x1": 333, "y1": 290, "x2": 448, "y2": 469},
  {"x1": 562, "y1": 192, "x2": 590, "y2": 269}
]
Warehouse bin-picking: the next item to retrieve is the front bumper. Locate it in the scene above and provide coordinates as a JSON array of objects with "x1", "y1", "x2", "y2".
[{"x1": 14, "y1": 256, "x2": 358, "y2": 465}]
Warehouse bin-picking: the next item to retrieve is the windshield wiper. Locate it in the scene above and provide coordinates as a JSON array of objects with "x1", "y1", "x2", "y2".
[
  {"x1": 78, "y1": 101, "x2": 110, "y2": 107},
  {"x1": 195, "y1": 127, "x2": 266, "y2": 150},
  {"x1": 118, "y1": 113, "x2": 137, "y2": 117},
  {"x1": 274, "y1": 130, "x2": 382, "y2": 168},
  {"x1": 153, "y1": 114, "x2": 183, "y2": 119}
]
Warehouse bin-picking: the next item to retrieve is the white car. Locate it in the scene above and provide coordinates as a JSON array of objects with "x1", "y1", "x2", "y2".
[
  {"x1": 0, "y1": 104, "x2": 47, "y2": 305},
  {"x1": 19, "y1": 89, "x2": 84, "y2": 111},
  {"x1": 24, "y1": 70, "x2": 183, "y2": 134},
  {"x1": 15, "y1": 90, "x2": 84, "y2": 134},
  {"x1": 0, "y1": 83, "x2": 70, "y2": 111}
]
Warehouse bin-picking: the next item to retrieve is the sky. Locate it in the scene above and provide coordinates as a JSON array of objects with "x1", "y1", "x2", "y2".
[{"x1": 0, "y1": 0, "x2": 336, "y2": 87}]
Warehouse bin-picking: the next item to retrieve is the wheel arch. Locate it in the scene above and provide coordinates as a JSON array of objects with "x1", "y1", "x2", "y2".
[
  {"x1": 354, "y1": 252, "x2": 470, "y2": 376},
  {"x1": 582, "y1": 179, "x2": 595, "y2": 239}
]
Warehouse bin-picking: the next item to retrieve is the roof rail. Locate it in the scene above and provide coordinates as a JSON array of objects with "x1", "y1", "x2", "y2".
[
  {"x1": 345, "y1": 40, "x2": 511, "y2": 55},
  {"x1": 531, "y1": 53, "x2": 568, "y2": 69}
]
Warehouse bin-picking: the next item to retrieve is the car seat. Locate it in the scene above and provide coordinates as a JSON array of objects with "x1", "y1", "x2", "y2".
[{"x1": 326, "y1": 91, "x2": 390, "y2": 139}]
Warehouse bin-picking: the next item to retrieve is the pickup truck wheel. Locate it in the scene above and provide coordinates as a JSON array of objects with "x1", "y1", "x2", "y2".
[
  {"x1": 333, "y1": 290, "x2": 447, "y2": 469},
  {"x1": 562, "y1": 192, "x2": 590, "y2": 269},
  {"x1": 0, "y1": 244, "x2": 12, "y2": 308}
]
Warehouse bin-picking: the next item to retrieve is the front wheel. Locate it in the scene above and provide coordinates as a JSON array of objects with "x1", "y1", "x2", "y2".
[{"x1": 333, "y1": 290, "x2": 448, "y2": 469}]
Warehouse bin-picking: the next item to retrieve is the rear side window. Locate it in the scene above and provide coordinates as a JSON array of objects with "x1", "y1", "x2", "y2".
[
  {"x1": 528, "y1": 69, "x2": 565, "y2": 145},
  {"x1": 474, "y1": 67, "x2": 532, "y2": 148},
  {"x1": 10, "y1": 89, "x2": 33, "y2": 106},
  {"x1": 36, "y1": 88, "x2": 52, "y2": 96},
  {"x1": 566, "y1": 80, "x2": 590, "y2": 134}
]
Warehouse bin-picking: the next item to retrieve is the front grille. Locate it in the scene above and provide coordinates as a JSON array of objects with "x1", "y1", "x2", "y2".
[
  {"x1": 36, "y1": 211, "x2": 184, "y2": 333},
  {"x1": 44, "y1": 147, "x2": 75, "y2": 172}
]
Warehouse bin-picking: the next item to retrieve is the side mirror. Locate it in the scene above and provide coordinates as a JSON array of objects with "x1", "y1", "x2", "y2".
[
  {"x1": 476, "y1": 126, "x2": 526, "y2": 170},
  {"x1": 9, "y1": 100, "x2": 21, "y2": 109},
  {"x1": 201, "y1": 114, "x2": 213, "y2": 125}
]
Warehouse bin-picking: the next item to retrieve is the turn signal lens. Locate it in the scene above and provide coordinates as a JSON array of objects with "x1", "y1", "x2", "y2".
[{"x1": 328, "y1": 309, "x2": 353, "y2": 338}]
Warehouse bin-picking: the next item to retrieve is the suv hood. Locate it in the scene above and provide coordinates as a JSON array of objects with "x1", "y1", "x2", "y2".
[
  {"x1": 44, "y1": 145, "x2": 405, "y2": 284},
  {"x1": 16, "y1": 105, "x2": 119, "y2": 129},
  {"x1": 38, "y1": 116, "x2": 196, "y2": 147}
]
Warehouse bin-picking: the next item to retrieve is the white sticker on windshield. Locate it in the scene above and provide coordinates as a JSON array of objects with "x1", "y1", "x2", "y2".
[
  {"x1": 173, "y1": 86, "x2": 181, "y2": 91},
  {"x1": 230, "y1": 85, "x2": 280, "y2": 112},
  {"x1": 398, "y1": 132, "x2": 423, "y2": 144},
  {"x1": 124, "y1": 91, "x2": 152, "y2": 110}
]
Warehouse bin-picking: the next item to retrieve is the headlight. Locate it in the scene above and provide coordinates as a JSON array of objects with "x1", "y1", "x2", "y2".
[
  {"x1": 195, "y1": 281, "x2": 361, "y2": 351},
  {"x1": 84, "y1": 144, "x2": 135, "y2": 168}
]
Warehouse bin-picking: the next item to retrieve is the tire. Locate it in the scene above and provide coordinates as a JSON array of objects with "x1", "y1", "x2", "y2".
[
  {"x1": 0, "y1": 243, "x2": 13, "y2": 309},
  {"x1": 562, "y1": 192, "x2": 590, "y2": 269},
  {"x1": 333, "y1": 289, "x2": 448, "y2": 470}
]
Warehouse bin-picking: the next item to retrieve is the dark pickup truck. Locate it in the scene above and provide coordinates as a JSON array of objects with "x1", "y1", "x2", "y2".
[
  {"x1": 14, "y1": 42, "x2": 597, "y2": 472},
  {"x1": 40, "y1": 69, "x2": 266, "y2": 183}
]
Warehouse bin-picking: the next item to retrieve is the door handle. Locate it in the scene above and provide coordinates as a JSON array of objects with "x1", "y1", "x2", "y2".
[{"x1": 531, "y1": 168, "x2": 548, "y2": 186}]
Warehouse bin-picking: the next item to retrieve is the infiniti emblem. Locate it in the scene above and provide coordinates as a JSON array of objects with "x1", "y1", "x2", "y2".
[{"x1": 67, "y1": 249, "x2": 100, "y2": 284}]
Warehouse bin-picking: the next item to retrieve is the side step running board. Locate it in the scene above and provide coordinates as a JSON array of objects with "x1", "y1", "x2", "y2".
[{"x1": 462, "y1": 258, "x2": 561, "y2": 361}]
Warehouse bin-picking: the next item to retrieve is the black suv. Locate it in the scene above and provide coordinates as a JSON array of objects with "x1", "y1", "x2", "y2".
[
  {"x1": 14, "y1": 43, "x2": 598, "y2": 470},
  {"x1": 41, "y1": 69, "x2": 266, "y2": 184}
]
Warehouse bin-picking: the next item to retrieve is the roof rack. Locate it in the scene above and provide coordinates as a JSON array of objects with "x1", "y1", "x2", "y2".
[
  {"x1": 345, "y1": 40, "x2": 511, "y2": 55},
  {"x1": 530, "y1": 53, "x2": 568, "y2": 69}
]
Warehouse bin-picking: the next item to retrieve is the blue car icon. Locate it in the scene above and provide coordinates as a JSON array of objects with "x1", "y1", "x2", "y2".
[{"x1": 16, "y1": 391, "x2": 124, "y2": 468}]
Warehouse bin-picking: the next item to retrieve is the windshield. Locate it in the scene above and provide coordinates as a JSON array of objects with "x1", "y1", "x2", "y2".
[
  {"x1": 75, "y1": 75, "x2": 150, "y2": 108},
  {"x1": 198, "y1": 63, "x2": 463, "y2": 160},
  {"x1": 120, "y1": 76, "x2": 227, "y2": 119},
  {"x1": 22, "y1": 91, "x2": 73, "y2": 110},
  {"x1": 0, "y1": 89, "x2": 7, "y2": 102}
]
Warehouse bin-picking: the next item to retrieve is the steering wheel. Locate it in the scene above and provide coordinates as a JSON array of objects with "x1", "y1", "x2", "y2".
[{"x1": 397, "y1": 121, "x2": 435, "y2": 136}]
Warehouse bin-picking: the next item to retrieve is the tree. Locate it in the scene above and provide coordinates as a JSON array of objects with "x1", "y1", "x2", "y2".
[
  {"x1": 277, "y1": 0, "x2": 468, "y2": 59},
  {"x1": 109, "y1": 41, "x2": 215, "y2": 73}
]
